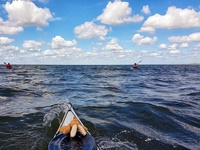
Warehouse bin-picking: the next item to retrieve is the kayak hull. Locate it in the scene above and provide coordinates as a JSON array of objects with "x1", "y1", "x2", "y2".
[
  {"x1": 49, "y1": 132, "x2": 97, "y2": 150},
  {"x1": 48, "y1": 103, "x2": 98, "y2": 150}
]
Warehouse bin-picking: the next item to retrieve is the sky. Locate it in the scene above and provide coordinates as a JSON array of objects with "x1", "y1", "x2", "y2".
[{"x1": 0, "y1": 0, "x2": 200, "y2": 65}]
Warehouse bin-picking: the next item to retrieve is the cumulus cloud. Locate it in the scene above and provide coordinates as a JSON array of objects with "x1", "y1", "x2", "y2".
[
  {"x1": 168, "y1": 32, "x2": 200, "y2": 43},
  {"x1": 138, "y1": 26, "x2": 155, "y2": 34},
  {"x1": 97, "y1": 0, "x2": 143, "y2": 25},
  {"x1": 180, "y1": 43, "x2": 189, "y2": 48},
  {"x1": 23, "y1": 40, "x2": 44, "y2": 52},
  {"x1": 168, "y1": 43, "x2": 178, "y2": 50},
  {"x1": 140, "y1": 6, "x2": 200, "y2": 33},
  {"x1": 132, "y1": 34, "x2": 157, "y2": 45},
  {"x1": 193, "y1": 44, "x2": 200, "y2": 50},
  {"x1": 158, "y1": 44, "x2": 167, "y2": 49},
  {"x1": 0, "y1": 25, "x2": 23, "y2": 35},
  {"x1": 170, "y1": 49, "x2": 181, "y2": 54},
  {"x1": 74, "y1": 22, "x2": 108, "y2": 39},
  {"x1": 43, "y1": 47, "x2": 83, "y2": 57},
  {"x1": 4, "y1": 0, "x2": 53, "y2": 26},
  {"x1": 0, "y1": 37, "x2": 14, "y2": 45},
  {"x1": 158, "y1": 43, "x2": 181, "y2": 54},
  {"x1": 0, "y1": 45, "x2": 19, "y2": 53},
  {"x1": 168, "y1": 43, "x2": 181, "y2": 54},
  {"x1": 102, "y1": 39, "x2": 123, "y2": 51},
  {"x1": 0, "y1": 18, "x2": 23, "y2": 35},
  {"x1": 150, "y1": 52, "x2": 162, "y2": 57},
  {"x1": 51, "y1": 36, "x2": 77, "y2": 49},
  {"x1": 142, "y1": 5, "x2": 150, "y2": 14}
]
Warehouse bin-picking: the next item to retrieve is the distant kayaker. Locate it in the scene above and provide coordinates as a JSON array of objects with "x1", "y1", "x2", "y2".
[
  {"x1": 133, "y1": 63, "x2": 138, "y2": 69},
  {"x1": 4, "y1": 62, "x2": 12, "y2": 69}
]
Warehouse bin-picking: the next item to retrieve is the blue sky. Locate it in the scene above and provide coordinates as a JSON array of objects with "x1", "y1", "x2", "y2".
[{"x1": 0, "y1": 0, "x2": 200, "y2": 65}]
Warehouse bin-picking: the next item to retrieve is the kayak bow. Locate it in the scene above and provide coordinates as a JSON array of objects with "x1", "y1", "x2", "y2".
[{"x1": 48, "y1": 103, "x2": 98, "y2": 150}]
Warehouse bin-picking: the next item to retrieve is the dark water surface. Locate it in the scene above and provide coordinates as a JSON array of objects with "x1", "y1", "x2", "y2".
[{"x1": 0, "y1": 65, "x2": 199, "y2": 150}]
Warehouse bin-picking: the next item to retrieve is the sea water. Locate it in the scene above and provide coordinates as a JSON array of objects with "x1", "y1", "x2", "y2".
[{"x1": 0, "y1": 65, "x2": 199, "y2": 150}]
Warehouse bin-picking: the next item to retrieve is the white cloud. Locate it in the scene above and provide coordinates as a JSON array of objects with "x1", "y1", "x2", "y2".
[
  {"x1": 180, "y1": 43, "x2": 189, "y2": 48},
  {"x1": 138, "y1": 26, "x2": 155, "y2": 34},
  {"x1": 0, "y1": 45, "x2": 19, "y2": 53},
  {"x1": 158, "y1": 43, "x2": 181, "y2": 54},
  {"x1": 51, "y1": 36, "x2": 77, "y2": 49},
  {"x1": 150, "y1": 52, "x2": 162, "y2": 57},
  {"x1": 43, "y1": 47, "x2": 83, "y2": 57},
  {"x1": 140, "y1": 6, "x2": 200, "y2": 33},
  {"x1": 4, "y1": 0, "x2": 52, "y2": 26},
  {"x1": 23, "y1": 40, "x2": 44, "y2": 52},
  {"x1": 118, "y1": 54, "x2": 125, "y2": 58},
  {"x1": 142, "y1": 5, "x2": 150, "y2": 14},
  {"x1": 193, "y1": 44, "x2": 200, "y2": 50},
  {"x1": 168, "y1": 43, "x2": 178, "y2": 50},
  {"x1": 102, "y1": 39, "x2": 123, "y2": 51},
  {"x1": 158, "y1": 44, "x2": 167, "y2": 49},
  {"x1": 0, "y1": 37, "x2": 14, "y2": 45},
  {"x1": 0, "y1": 25, "x2": 23, "y2": 35},
  {"x1": 74, "y1": 22, "x2": 108, "y2": 39},
  {"x1": 79, "y1": 51, "x2": 99, "y2": 58},
  {"x1": 132, "y1": 34, "x2": 157, "y2": 45},
  {"x1": 99, "y1": 36, "x2": 105, "y2": 41},
  {"x1": 0, "y1": 18, "x2": 23, "y2": 35},
  {"x1": 170, "y1": 49, "x2": 181, "y2": 54},
  {"x1": 43, "y1": 49, "x2": 56, "y2": 56},
  {"x1": 168, "y1": 32, "x2": 200, "y2": 43},
  {"x1": 97, "y1": 0, "x2": 143, "y2": 25}
]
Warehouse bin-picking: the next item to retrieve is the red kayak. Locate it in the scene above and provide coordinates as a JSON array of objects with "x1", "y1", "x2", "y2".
[{"x1": 133, "y1": 66, "x2": 138, "y2": 69}]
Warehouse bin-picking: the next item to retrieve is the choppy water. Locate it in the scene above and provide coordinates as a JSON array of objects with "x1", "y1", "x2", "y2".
[{"x1": 0, "y1": 65, "x2": 199, "y2": 150}]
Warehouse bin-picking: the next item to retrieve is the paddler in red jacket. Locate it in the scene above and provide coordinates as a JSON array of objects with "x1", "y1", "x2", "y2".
[
  {"x1": 5, "y1": 62, "x2": 12, "y2": 69},
  {"x1": 133, "y1": 63, "x2": 138, "y2": 69}
]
